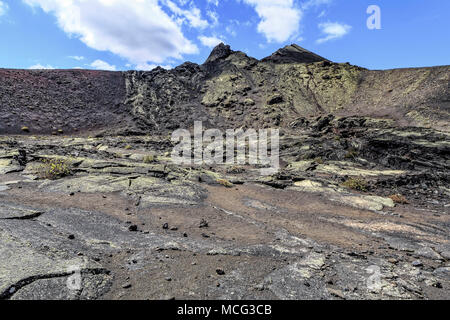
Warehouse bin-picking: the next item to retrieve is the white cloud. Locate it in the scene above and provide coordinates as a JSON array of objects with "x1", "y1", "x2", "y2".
[
  {"x1": 226, "y1": 26, "x2": 236, "y2": 37},
  {"x1": 316, "y1": 22, "x2": 351, "y2": 43},
  {"x1": 68, "y1": 55, "x2": 85, "y2": 61},
  {"x1": 243, "y1": 0, "x2": 302, "y2": 43},
  {"x1": 165, "y1": 0, "x2": 208, "y2": 29},
  {"x1": 301, "y1": 0, "x2": 333, "y2": 10},
  {"x1": 22, "y1": 0, "x2": 198, "y2": 66},
  {"x1": 0, "y1": 1, "x2": 8, "y2": 17},
  {"x1": 29, "y1": 64, "x2": 54, "y2": 69},
  {"x1": 207, "y1": 0, "x2": 219, "y2": 6},
  {"x1": 90, "y1": 59, "x2": 116, "y2": 71},
  {"x1": 207, "y1": 10, "x2": 219, "y2": 26},
  {"x1": 198, "y1": 35, "x2": 225, "y2": 48}
]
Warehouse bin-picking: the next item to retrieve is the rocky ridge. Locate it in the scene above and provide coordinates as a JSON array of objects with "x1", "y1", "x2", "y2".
[
  {"x1": 0, "y1": 44, "x2": 449, "y2": 300},
  {"x1": 1, "y1": 43, "x2": 449, "y2": 135}
]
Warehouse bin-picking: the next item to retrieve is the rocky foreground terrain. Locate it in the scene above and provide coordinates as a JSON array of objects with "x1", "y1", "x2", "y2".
[{"x1": 0, "y1": 44, "x2": 449, "y2": 300}]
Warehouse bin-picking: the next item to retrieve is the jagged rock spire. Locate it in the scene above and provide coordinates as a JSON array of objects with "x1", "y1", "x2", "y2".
[{"x1": 204, "y1": 43, "x2": 233, "y2": 64}]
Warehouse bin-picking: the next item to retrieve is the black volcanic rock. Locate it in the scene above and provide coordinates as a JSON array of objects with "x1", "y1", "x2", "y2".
[
  {"x1": 261, "y1": 44, "x2": 328, "y2": 64},
  {"x1": 204, "y1": 43, "x2": 233, "y2": 64}
]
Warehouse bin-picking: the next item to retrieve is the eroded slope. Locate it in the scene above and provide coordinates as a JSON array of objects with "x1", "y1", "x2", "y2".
[{"x1": 1, "y1": 44, "x2": 448, "y2": 135}]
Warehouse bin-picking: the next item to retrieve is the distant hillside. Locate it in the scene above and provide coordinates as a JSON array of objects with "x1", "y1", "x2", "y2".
[{"x1": 1, "y1": 43, "x2": 449, "y2": 135}]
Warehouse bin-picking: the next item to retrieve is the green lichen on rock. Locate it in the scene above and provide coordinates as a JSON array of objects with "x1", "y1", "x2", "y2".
[
  {"x1": 341, "y1": 177, "x2": 368, "y2": 192},
  {"x1": 37, "y1": 158, "x2": 72, "y2": 180}
]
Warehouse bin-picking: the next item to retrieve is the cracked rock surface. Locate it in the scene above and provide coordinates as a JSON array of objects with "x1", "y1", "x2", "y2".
[{"x1": 0, "y1": 119, "x2": 448, "y2": 300}]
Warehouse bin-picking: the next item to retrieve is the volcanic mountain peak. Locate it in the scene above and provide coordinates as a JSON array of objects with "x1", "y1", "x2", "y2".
[
  {"x1": 204, "y1": 43, "x2": 234, "y2": 64},
  {"x1": 205, "y1": 42, "x2": 327, "y2": 65},
  {"x1": 262, "y1": 43, "x2": 329, "y2": 64}
]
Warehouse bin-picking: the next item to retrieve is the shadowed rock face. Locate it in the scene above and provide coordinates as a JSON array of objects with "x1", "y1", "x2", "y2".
[{"x1": 0, "y1": 43, "x2": 449, "y2": 135}]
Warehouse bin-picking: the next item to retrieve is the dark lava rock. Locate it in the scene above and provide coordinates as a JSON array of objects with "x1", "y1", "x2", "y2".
[
  {"x1": 412, "y1": 260, "x2": 423, "y2": 267},
  {"x1": 14, "y1": 149, "x2": 27, "y2": 166},
  {"x1": 216, "y1": 269, "x2": 225, "y2": 275},
  {"x1": 313, "y1": 115, "x2": 334, "y2": 131},
  {"x1": 204, "y1": 43, "x2": 233, "y2": 64},
  {"x1": 267, "y1": 94, "x2": 284, "y2": 105},
  {"x1": 122, "y1": 283, "x2": 132, "y2": 289},
  {"x1": 199, "y1": 219, "x2": 209, "y2": 228}
]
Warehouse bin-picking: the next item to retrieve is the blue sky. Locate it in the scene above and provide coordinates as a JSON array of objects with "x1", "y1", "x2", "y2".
[{"x1": 0, "y1": 0, "x2": 448, "y2": 71}]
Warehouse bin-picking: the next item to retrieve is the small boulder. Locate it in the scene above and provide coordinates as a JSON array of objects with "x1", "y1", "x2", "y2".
[
  {"x1": 267, "y1": 94, "x2": 283, "y2": 105},
  {"x1": 216, "y1": 268, "x2": 225, "y2": 275}
]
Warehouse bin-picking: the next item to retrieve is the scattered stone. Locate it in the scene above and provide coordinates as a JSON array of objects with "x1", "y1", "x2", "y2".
[
  {"x1": 254, "y1": 284, "x2": 265, "y2": 291},
  {"x1": 415, "y1": 247, "x2": 442, "y2": 260},
  {"x1": 162, "y1": 223, "x2": 169, "y2": 230},
  {"x1": 128, "y1": 225, "x2": 138, "y2": 232},
  {"x1": 387, "y1": 258, "x2": 398, "y2": 264},
  {"x1": 440, "y1": 251, "x2": 450, "y2": 260},
  {"x1": 412, "y1": 260, "x2": 423, "y2": 267},
  {"x1": 433, "y1": 267, "x2": 450, "y2": 277},
  {"x1": 68, "y1": 234, "x2": 75, "y2": 240},
  {"x1": 216, "y1": 269, "x2": 225, "y2": 275},
  {"x1": 122, "y1": 283, "x2": 132, "y2": 289},
  {"x1": 199, "y1": 219, "x2": 209, "y2": 228},
  {"x1": 327, "y1": 288, "x2": 345, "y2": 299},
  {"x1": 267, "y1": 94, "x2": 283, "y2": 105}
]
